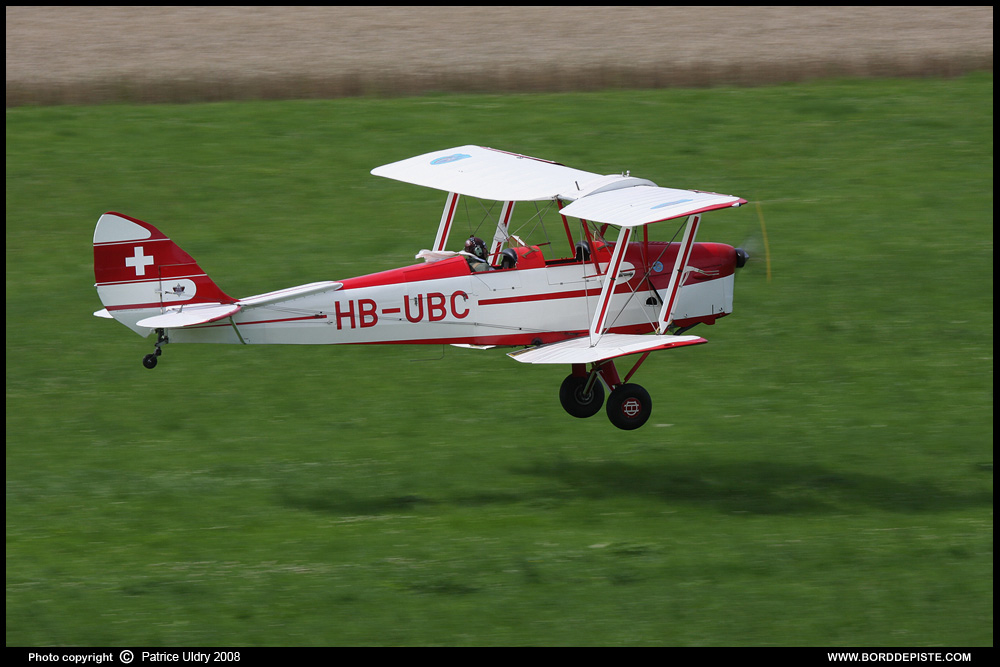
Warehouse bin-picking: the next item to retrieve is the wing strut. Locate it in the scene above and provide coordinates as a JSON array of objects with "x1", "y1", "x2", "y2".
[
  {"x1": 588, "y1": 225, "x2": 633, "y2": 343},
  {"x1": 489, "y1": 201, "x2": 516, "y2": 264},
  {"x1": 657, "y1": 213, "x2": 701, "y2": 332},
  {"x1": 432, "y1": 192, "x2": 460, "y2": 252}
]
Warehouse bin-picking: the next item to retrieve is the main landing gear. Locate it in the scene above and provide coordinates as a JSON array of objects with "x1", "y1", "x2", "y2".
[
  {"x1": 142, "y1": 329, "x2": 168, "y2": 369},
  {"x1": 559, "y1": 357, "x2": 653, "y2": 430}
]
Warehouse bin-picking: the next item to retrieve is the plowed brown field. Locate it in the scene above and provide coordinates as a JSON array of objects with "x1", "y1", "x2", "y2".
[{"x1": 6, "y1": 6, "x2": 993, "y2": 106}]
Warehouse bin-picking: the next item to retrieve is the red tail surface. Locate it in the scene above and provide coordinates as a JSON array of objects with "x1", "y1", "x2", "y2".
[{"x1": 93, "y1": 212, "x2": 234, "y2": 333}]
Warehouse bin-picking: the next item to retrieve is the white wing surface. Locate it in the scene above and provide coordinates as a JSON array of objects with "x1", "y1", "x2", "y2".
[
  {"x1": 371, "y1": 145, "x2": 601, "y2": 201},
  {"x1": 372, "y1": 146, "x2": 746, "y2": 220},
  {"x1": 559, "y1": 186, "x2": 745, "y2": 227},
  {"x1": 507, "y1": 333, "x2": 707, "y2": 365}
]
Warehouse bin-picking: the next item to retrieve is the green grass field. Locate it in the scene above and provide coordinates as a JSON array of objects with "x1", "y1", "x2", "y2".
[{"x1": 6, "y1": 73, "x2": 993, "y2": 646}]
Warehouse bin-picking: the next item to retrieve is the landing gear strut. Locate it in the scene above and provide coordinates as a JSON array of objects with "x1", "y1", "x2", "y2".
[
  {"x1": 558, "y1": 359, "x2": 653, "y2": 430},
  {"x1": 142, "y1": 329, "x2": 168, "y2": 369}
]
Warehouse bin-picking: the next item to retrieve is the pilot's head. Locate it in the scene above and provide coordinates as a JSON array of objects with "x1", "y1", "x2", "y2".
[{"x1": 465, "y1": 236, "x2": 488, "y2": 261}]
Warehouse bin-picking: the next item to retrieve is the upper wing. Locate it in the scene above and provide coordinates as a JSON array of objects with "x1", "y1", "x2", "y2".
[
  {"x1": 559, "y1": 186, "x2": 746, "y2": 227},
  {"x1": 371, "y1": 145, "x2": 602, "y2": 201},
  {"x1": 371, "y1": 146, "x2": 745, "y2": 221}
]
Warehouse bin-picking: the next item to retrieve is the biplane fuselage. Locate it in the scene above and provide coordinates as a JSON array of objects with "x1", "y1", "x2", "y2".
[
  {"x1": 146, "y1": 240, "x2": 738, "y2": 347},
  {"x1": 94, "y1": 145, "x2": 748, "y2": 429}
]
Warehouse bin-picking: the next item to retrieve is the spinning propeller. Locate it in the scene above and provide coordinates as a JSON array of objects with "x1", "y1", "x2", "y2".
[{"x1": 733, "y1": 198, "x2": 772, "y2": 283}]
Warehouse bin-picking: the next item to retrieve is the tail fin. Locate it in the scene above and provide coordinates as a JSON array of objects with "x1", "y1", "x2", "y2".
[{"x1": 93, "y1": 212, "x2": 234, "y2": 335}]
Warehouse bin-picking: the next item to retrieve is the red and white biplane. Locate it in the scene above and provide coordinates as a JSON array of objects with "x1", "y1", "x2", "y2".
[{"x1": 93, "y1": 146, "x2": 748, "y2": 429}]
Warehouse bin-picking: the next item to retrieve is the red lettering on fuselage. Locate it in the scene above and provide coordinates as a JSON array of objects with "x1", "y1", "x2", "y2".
[
  {"x1": 451, "y1": 291, "x2": 469, "y2": 318},
  {"x1": 358, "y1": 299, "x2": 378, "y2": 328},
  {"x1": 334, "y1": 300, "x2": 355, "y2": 330},
  {"x1": 404, "y1": 295, "x2": 424, "y2": 323},
  {"x1": 426, "y1": 292, "x2": 447, "y2": 321},
  {"x1": 404, "y1": 291, "x2": 470, "y2": 324},
  {"x1": 339, "y1": 291, "x2": 469, "y2": 329}
]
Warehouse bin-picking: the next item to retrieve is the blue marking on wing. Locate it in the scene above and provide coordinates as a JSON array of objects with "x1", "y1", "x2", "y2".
[
  {"x1": 431, "y1": 153, "x2": 472, "y2": 165},
  {"x1": 651, "y1": 198, "x2": 693, "y2": 210}
]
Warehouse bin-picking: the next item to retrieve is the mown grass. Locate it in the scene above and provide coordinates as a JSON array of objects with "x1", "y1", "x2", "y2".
[{"x1": 5, "y1": 73, "x2": 993, "y2": 646}]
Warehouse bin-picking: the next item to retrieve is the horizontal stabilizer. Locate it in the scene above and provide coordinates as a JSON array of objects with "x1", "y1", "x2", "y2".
[
  {"x1": 136, "y1": 303, "x2": 241, "y2": 329},
  {"x1": 238, "y1": 281, "x2": 342, "y2": 308},
  {"x1": 507, "y1": 333, "x2": 706, "y2": 365}
]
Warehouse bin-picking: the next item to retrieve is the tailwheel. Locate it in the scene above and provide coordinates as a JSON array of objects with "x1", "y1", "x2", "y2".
[
  {"x1": 141, "y1": 328, "x2": 168, "y2": 369},
  {"x1": 559, "y1": 374, "x2": 605, "y2": 418},
  {"x1": 606, "y1": 384, "x2": 652, "y2": 430}
]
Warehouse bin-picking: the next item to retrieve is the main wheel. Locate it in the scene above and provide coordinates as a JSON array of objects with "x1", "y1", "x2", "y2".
[
  {"x1": 606, "y1": 384, "x2": 652, "y2": 430},
  {"x1": 142, "y1": 353, "x2": 158, "y2": 369},
  {"x1": 559, "y1": 374, "x2": 605, "y2": 418}
]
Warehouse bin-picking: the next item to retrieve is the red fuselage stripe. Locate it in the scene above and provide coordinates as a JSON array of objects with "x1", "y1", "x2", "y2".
[
  {"x1": 186, "y1": 314, "x2": 328, "y2": 329},
  {"x1": 478, "y1": 283, "x2": 633, "y2": 306}
]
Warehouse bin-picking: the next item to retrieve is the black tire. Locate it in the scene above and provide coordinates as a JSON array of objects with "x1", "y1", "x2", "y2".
[
  {"x1": 606, "y1": 384, "x2": 652, "y2": 430},
  {"x1": 142, "y1": 353, "x2": 158, "y2": 369},
  {"x1": 559, "y1": 374, "x2": 605, "y2": 418}
]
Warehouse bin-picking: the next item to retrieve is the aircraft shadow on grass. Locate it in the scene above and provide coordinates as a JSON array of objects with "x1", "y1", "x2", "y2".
[
  {"x1": 276, "y1": 460, "x2": 991, "y2": 516},
  {"x1": 513, "y1": 460, "x2": 992, "y2": 515}
]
